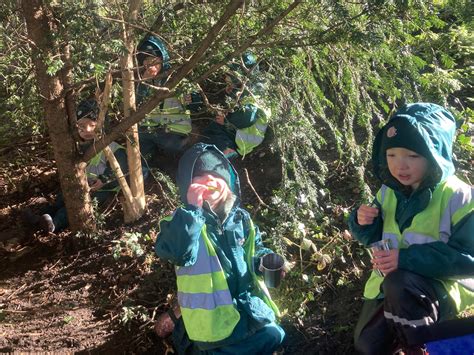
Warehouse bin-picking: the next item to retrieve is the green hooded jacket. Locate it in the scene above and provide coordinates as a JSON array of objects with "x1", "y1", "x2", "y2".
[
  {"x1": 348, "y1": 103, "x2": 474, "y2": 286},
  {"x1": 155, "y1": 143, "x2": 281, "y2": 350}
]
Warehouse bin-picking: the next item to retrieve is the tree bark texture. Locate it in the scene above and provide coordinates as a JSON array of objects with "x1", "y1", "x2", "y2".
[
  {"x1": 21, "y1": 0, "x2": 95, "y2": 232},
  {"x1": 120, "y1": 0, "x2": 145, "y2": 222},
  {"x1": 83, "y1": 0, "x2": 245, "y2": 161}
]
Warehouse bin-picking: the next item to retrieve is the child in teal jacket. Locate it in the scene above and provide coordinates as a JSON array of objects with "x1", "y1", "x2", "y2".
[
  {"x1": 348, "y1": 103, "x2": 474, "y2": 354},
  {"x1": 154, "y1": 143, "x2": 285, "y2": 354}
]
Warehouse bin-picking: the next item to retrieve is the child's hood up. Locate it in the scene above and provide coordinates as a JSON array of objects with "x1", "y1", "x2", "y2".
[
  {"x1": 137, "y1": 35, "x2": 171, "y2": 71},
  {"x1": 176, "y1": 143, "x2": 240, "y2": 204},
  {"x1": 372, "y1": 102, "x2": 457, "y2": 188}
]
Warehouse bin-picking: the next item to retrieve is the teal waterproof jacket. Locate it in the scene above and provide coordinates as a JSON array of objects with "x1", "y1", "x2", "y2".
[
  {"x1": 155, "y1": 143, "x2": 281, "y2": 350},
  {"x1": 348, "y1": 103, "x2": 474, "y2": 295}
]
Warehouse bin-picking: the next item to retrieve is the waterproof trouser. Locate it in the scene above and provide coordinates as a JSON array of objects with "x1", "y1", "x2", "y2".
[
  {"x1": 202, "y1": 122, "x2": 237, "y2": 155},
  {"x1": 139, "y1": 129, "x2": 189, "y2": 162},
  {"x1": 354, "y1": 270, "x2": 457, "y2": 355},
  {"x1": 171, "y1": 317, "x2": 285, "y2": 355},
  {"x1": 42, "y1": 190, "x2": 114, "y2": 232}
]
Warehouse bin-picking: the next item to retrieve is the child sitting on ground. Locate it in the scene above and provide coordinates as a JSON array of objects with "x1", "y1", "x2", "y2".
[
  {"x1": 348, "y1": 103, "x2": 473, "y2": 354},
  {"x1": 187, "y1": 52, "x2": 271, "y2": 159},
  {"x1": 24, "y1": 99, "x2": 128, "y2": 233},
  {"x1": 136, "y1": 35, "x2": 192, "y2": 158},
  {"x1": 154, "y1": 143, "x2": 285, "y2": 354}
]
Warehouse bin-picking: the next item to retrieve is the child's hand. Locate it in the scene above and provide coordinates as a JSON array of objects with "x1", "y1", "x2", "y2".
[
  {"x1": 184, "y1": 94, "x2": 192, "y2": 105},
  {"x1": 371, "y1": 249, "x2": 399, "y2": 276},
  {"x1": 357, "y1": 204, "x2": 379, "y2": 225},
  {"x1": 215, "y1": 111, "x2": 226, "y2": 125},
  {"x1": 89, "y1": 179, "x2": 104, "y2": 192},
  {"x1": 187, "y1": 184, "x2": 209, "y2": 208}
]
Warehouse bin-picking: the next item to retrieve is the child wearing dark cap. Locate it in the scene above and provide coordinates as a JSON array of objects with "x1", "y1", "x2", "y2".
[
  {"x1": 136, "y1": 35, "x2": 192, "y2": 157},
  {"x1": 187, "y1": 52, "x2": 271, "y2": 159},
  {"x1": 348, "y1": 103, "x2": 474, "y2": 354},
  {"x1": 24, "y1": 99, "x2": 128, "y2": 233},
  {"x1": 154, "y1": 143, "x2": 285, "y2": 354}
]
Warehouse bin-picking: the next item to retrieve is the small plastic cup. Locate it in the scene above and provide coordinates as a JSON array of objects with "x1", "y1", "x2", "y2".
[
  {"x1": 260, "y1": 253, "x2": 285, "y2": 288},
  {"x1": 369, "y1": 239, "x2": 392, "y2": 277}
]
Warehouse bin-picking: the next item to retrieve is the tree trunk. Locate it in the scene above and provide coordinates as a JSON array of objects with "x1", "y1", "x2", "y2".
[
  {"x1": 21, "y1": 0, "x2": 95, "y2": 232},
  {"x1": 120, "y1": 0, "x2": 146, "y2": 223}
]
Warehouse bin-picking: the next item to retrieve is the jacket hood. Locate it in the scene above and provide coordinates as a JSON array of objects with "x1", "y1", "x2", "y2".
[
  {"x1": 177, "y1": 143, "x2": 240, "y2": 204},
  {"x1": 372, "y1": 102, "x2": 456, "y2": 189},
  {"x1": 137, "y1": 35, "x2": 171, "y2": 71}
]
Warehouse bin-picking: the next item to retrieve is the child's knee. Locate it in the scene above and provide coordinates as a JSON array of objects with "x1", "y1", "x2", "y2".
[
  {"x1": 259, "y1": 322, "x2": 285, "y2": 349},
  {"x1": 383, "y1": 269, "x2": 414, "y2": 303}
]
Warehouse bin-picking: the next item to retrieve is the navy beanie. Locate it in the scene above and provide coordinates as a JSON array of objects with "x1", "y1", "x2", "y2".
[
  {"x1": 193, "y1": 151, "x2": 233, "y2": 188},
  {"x1": 77, "y1": 99, "x2": 99, "y2": 121},
  {"x1": 380, "y1": 117, "x2": 431, "y2": 158}
]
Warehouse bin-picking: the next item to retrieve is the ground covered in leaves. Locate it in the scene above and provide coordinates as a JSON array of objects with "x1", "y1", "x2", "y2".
[{"x1": 0, "y1": 134, "x2": 367, "y2": 354}]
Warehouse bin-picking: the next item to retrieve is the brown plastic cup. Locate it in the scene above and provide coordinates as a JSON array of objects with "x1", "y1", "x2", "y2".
[{"x1": 260, "y1": 253, "x2": 285, "y2": 288}]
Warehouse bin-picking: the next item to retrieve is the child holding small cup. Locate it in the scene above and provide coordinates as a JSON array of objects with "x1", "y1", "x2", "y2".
[{"x1": 348, "y1": 103, "x2": 474, "y2": 354}]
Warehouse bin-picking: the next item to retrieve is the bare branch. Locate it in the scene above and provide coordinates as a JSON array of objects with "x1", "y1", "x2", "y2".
[
  {"x1": 95, "y1": 71, "x2": 113, "y2": 133},
  {"x1": 83, "y1": 0, "x2": 243, "y2": 161},
  {"x1": 167, "y1": 0, "x2": 245, "y2": 88}
]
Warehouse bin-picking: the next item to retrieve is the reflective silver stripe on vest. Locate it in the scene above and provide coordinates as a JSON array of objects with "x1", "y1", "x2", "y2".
[
  {"x1": 383, "y1": 233, "x2": 399, "y2": 249},
  {"x1": 254, "y1": 122, "x2": 268, "y2": 131},
  {"x1": 379, "y1": 185, "x2": 388, "y2": 203},
  {"x1": 450, "y1": 278, "x2": 474, "y2": 292},
  {"x1": 236, "y1": 128, "x2": 266, "y2": 145},
  {"x1": 439, "y1": 186, "x2": 473, "y2": 243},
  {"x1": 176, "y1": 239, "x2": 221, "y2": 276},
  {"x1": 403, "y1": 232, "x2": 438, "y2": 246},
  {"x1": 177, "y1": 289, "x2": 233, "y2": 310}
]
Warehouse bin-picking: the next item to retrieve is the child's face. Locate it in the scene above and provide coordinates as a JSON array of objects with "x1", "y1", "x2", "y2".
[
  {"x1": 224, "y1": 75, "x2": 242, "y2": 95},
  {"x1": 77, "y1": 118, "x2": 97, "y2": 141},
  {"x1": 386, "y1": 147, "x2": 429, "y2": 190},
  {"x1": 142, "y1": 56, "x2": 163, "y2": 79}
]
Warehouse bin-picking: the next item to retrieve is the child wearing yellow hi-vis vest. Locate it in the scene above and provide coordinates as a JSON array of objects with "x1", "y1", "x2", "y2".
[
  {"x1": 348, "y1": 103, "x2": 474, "y2": 354},
  {"x1": 190, "y1": 52, "x2": 270, "y2": 160},
  {"x1": 22, "y1": 99, "x2": 129, "y2": 233},
  {"x1": 136, "y1": 35, "x2": 192, "y2": 159},
  {"x1": 154, "y1": 143, "x2": 285, "y2": 354}
]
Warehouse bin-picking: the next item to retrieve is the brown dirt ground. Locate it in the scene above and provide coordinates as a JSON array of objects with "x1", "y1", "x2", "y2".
[{"x1": 0, "y1": 131, "x2": 366, "y2": 354}]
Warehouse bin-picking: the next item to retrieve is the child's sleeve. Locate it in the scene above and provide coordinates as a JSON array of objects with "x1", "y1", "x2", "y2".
[
  {"x1": 398, "y1": 212, "x2": 474, "y2": 278},
  {"x1": 347, "y1": 200, "x2": 383, "y2": 246},
  {"x1": 186, "y1": 92, "x2": 204, "y2": 113},
  {"x1": 227, "y1": 104, "x2": 258, "y2": 129},
  {"x1": 155, "y1": 205, "x2": 206, "y2": 267},
  {"x1": 242, "y1": 211, "x2": 273, "y2": 273}
]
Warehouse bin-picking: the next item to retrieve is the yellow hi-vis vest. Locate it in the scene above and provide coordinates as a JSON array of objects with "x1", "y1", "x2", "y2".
[
  {"x1": 364, "y1": 176, "x2": 474, "y2": 313},
  {"x1": 143, "y1": 96, "x2": 191, "y2": 135},
  {"x1": 235, "y1": 95, "x2": 271, "y2": 158},
  {"x1": 172, "y1": 218, "x2": 280, "y2": 343},
  {"x1": 87, "y1": 142, "x2": 124, "y2": 192}
]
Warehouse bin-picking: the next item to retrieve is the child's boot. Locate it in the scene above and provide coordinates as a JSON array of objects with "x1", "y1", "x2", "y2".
[{"x1": 39, "y1": 214, "x2": 55, "y2": 233}]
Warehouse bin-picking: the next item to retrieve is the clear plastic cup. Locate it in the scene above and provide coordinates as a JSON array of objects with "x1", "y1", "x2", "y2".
[{"x1": 369, "y1": 239, "x2": 392, "y2": 277}]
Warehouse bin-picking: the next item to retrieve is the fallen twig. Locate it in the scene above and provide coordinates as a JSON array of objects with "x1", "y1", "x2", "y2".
[{"x1": 243, "y1": 168, "x2": 271, "y2": 209}]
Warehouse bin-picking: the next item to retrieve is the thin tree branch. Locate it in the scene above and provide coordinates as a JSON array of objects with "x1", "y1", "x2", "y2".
[
  {"x1": 196, "y1": 0, "x2": 302, "y2": 83},
  {"x1": 83, "y1": 0, "x2": 243, "y2": 161}
]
